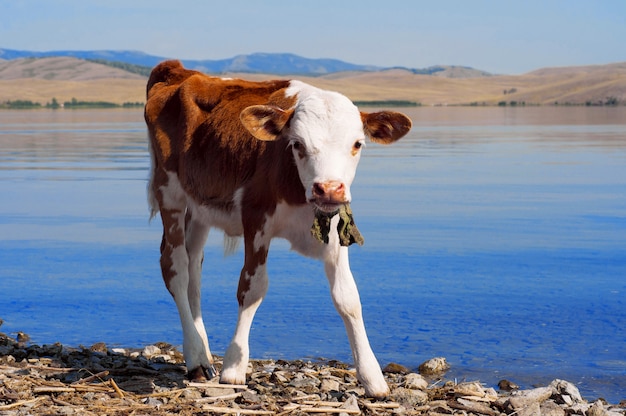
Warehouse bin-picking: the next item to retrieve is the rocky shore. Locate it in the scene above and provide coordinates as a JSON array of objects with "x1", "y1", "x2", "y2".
[{"x1": 1, "y1": 331, "x2": 624, "y2": 415}]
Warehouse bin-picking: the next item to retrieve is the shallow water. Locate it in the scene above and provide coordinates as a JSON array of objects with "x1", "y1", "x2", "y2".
[{"x1": 0, "y1": 107, "x2": 624, "y2": 402}]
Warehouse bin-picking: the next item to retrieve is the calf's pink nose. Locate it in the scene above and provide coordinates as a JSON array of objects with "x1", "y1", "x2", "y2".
[{"x1": 312, "y1": 180, "x2": 346, "y2": 203}]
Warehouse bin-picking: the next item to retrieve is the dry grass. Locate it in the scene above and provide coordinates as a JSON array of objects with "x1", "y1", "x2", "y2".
[
  {"x1": 301, "y1": 63, "x2": 626, "y2": 105},
  {"x1": 0, "y1": 78, "x2": 146, "y2": 105},
  {"x1": 1, "y1": 57, "x2": 625, "y2": 106}
]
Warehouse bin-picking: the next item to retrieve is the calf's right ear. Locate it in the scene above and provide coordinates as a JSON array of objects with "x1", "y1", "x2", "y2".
[{"x1": 240, "y1": 105, "x2": 294, "y2": 141}]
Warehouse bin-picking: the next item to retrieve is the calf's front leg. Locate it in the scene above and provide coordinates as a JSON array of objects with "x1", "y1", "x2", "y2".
[
  {"x1": 220, "y1": 231, "x2": 270, "y2": 385},
  {"x1": 324, "y1": 246, "x2": 389, "y2": 399}
]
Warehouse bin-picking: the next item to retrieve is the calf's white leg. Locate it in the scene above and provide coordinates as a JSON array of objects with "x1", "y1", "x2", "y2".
[
  {"x1": 157, "y1": 173, "x2": 215, "y2": 380},
  {"x1": 221, "y1": 232, "x2": 270, "y2": 385},
  {"x1": 184, "y1": 214, "x2": 215, "y2": 378},
  {"x1": 324, "y1": 245, "x2": 389, "y2": 398}
]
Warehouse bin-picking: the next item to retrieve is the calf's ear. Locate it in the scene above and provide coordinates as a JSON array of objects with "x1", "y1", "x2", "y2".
[
  {"x1": 361, "y1": 111, "x2": 412, "y2": 144},
  {"x1": 241, "y1": 105, "x2": 294, "y2": 141}
]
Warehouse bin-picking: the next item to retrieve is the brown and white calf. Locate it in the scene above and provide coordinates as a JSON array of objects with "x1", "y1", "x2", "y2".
[{"x1": 144, "y1": 60, "x2": 411, "y2": 398}]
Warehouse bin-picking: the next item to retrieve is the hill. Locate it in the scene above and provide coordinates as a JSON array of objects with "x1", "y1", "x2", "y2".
[
  {"x1": 0, "y1": 48, "x2": 492, "y2": 78},
  {"x1": 308, "y1": 63, "x2": 626, "y2": 106},
  {"x1": 0, "y1": 57, "x2": 145, "y2": 81},
  {"x1": 0, "y1": 55, "x2": 624, "y2": 107}
]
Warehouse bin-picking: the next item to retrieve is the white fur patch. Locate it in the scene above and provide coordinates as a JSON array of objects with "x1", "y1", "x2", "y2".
[
  {"x1": 285, "y1": 81, "x2": 364, "y2": 203},
  {"x1": 147, "y1": 140, "x2": 160, "y2": 220}
]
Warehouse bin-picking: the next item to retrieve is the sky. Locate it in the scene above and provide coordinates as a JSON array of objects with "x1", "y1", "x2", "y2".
[{"x1": 1, "y1": 0, "x2": 625, "y2": 74}]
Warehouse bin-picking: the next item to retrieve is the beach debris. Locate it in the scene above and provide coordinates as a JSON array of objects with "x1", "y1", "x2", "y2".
[{"x1": 0, "y1": 330, "x2": 625, "y2": 415}]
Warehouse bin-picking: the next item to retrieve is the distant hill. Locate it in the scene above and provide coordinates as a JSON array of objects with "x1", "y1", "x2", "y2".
[
  {"x1": 0, "y1": 57, "x2": 145, "y2": 81},
  {"x1": 0, "y1": 48, "x2": 490, "y2": 77},
  {"x1": 0, "y1": 48, "x2": 163, "y2": 68}
]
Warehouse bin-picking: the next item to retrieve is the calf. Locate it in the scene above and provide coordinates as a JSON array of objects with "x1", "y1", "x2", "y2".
[{"x1": 144, "y1": 60, "x2": 412, "y2": 398}]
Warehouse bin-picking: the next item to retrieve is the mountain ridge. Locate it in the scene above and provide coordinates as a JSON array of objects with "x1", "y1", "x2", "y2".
[{"x1": 0, "y1": 48, "x2": 491, "y2": 77}]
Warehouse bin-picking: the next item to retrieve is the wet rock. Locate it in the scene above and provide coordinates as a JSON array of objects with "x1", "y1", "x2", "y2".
[
  {"x1": 498, "y1": 378, "x2": 520, "y2": 391},
  {"x1": 418, "y1": 357, "x2": 450, "y2": 376},
  {"x1": 89, "y1": 342, "x2": 107, "y2": 354},
  {"x1": 383, "y1": 362, "x2": 409, "y2": 374},
  {"x1": 16, "y1": 332, "x2": 30, "y2": 344}
]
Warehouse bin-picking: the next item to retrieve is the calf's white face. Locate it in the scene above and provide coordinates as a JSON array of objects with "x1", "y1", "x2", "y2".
[{"x1": 287, "y1": 86, "x2": 365, "y2": 212}]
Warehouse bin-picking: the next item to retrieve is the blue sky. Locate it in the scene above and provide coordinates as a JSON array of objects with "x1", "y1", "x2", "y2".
[{"x1": 1, "y1": 0, "x2": 624, "y2": 74}]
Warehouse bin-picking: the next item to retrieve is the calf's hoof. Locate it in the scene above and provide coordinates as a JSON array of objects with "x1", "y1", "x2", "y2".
[
  {"x1": 187, "y1": 364, "x2": 217, "y2": 381},
  {"x1": 366, "y1": 387, "x2": 390, "y2": 400},
  {"x1": 219, "y1": 368, "x2": 247, "y2": 385},
  {"x1": 361, "y1": 376, "x2": 390, "y2": 399}
]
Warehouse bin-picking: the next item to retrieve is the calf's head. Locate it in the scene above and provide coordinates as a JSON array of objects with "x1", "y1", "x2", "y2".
[{"x1": 240, "y1": 82, "x2": 412, "y2": 212}]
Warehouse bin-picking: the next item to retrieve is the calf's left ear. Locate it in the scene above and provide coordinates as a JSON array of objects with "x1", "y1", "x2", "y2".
[
  {"x1": 241, "y1": 105, "x2": 294, "y2": 141},
  {"x1": 361, "y1": 111, "x2": 412, "y2": 144}
]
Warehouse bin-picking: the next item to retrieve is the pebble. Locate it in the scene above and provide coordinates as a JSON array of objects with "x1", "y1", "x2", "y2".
[
  {"x1": 418, "y1": 356, "x2": 450, "y2": 375},
  {"x1": 403, "y1": 372, "x2": 428, "y2": 390},
  {"x1": 382, "y1": 362, "x2": 409, "y2": 374},
  {"x1": 507, "y1": 386, "x2": 554, "y2": 411},
  {"x1": 498, "y1": 378, "x2": 520, "y2": 391}
]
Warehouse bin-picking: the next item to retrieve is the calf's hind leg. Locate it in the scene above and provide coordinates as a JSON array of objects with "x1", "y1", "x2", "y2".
[
  {"x1": 183, "y1": 213, "x2": 215, "y2": 379},
  {"x1": 156, "y1": 179, "x2": 215, "y2": 380}
]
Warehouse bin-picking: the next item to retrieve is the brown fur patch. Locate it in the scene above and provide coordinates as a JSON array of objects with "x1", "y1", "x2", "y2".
[
  {"x1": 361, "y1": 111, "x2": 413, "y2": 144},
  {"x1": 145, "y1": 60, "x2": 301, "y2": 212}
]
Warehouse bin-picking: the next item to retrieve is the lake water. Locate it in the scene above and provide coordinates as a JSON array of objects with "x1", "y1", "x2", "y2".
[{"x1": 0, "y1": 107, "x2": 624, "y2": 402}]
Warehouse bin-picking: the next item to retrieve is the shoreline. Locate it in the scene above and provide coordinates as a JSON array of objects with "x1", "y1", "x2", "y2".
[{"x1": 1, "y1": 333, "x2": 624, "y2": 415}]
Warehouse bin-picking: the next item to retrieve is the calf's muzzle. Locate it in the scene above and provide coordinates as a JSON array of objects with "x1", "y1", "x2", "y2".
[{"x1": 311, "y1": 180, "x2": 347, "y2": 212}]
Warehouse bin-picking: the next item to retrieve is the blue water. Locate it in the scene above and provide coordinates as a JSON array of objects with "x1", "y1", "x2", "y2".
[{"x1": 0, "y1": 107, "x2": 624, "y2": 402}]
